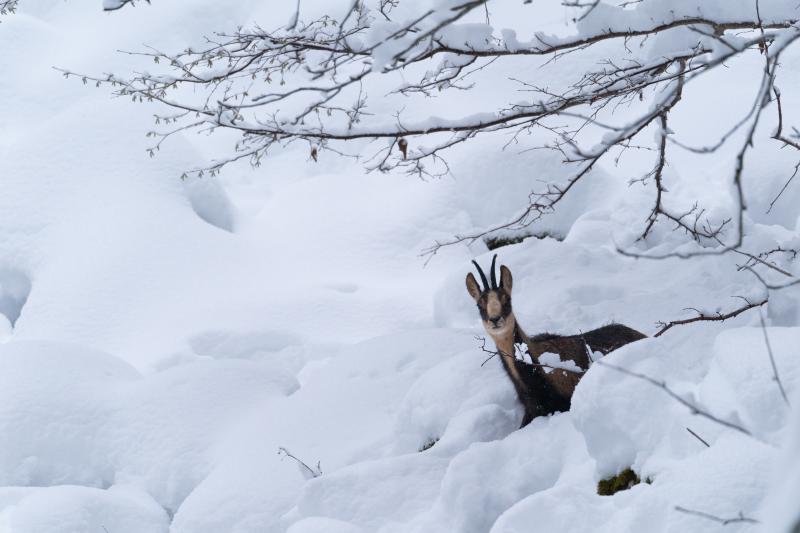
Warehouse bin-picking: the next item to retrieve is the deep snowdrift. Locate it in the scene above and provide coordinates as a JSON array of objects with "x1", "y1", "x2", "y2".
[{"x1": 1, "y1": 1, "x2": 799, "y2": 532}]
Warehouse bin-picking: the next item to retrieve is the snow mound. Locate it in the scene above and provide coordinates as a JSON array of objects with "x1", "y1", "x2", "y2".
[
  {"x1": 0, "y1": 341, "x2": 297, "y2": 514},
  {"x1": 0, "y1": 485, "x2": 169, "y2": 533}
]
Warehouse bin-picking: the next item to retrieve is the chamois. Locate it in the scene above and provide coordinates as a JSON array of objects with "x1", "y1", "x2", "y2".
[{"x1": 466, "y1": 255, "x2": 646, "y2": 427}]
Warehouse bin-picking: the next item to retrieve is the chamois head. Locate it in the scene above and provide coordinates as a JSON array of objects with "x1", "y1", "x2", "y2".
[{"x1": 466, "y1": 255, "x2": 515, "y2": 340}]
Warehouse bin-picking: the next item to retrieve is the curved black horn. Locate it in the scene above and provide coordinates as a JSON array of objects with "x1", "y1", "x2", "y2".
[
  {"x1": 471, "y1": 260, "x2": 489, "y2": 291},
  {"x1": 490, "y1": 254, "x2": 498, "y2": 289}
]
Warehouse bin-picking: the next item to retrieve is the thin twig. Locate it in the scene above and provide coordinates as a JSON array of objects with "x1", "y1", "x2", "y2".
[
  {"x1": 686, "y1": 427, "x2": 710, "y2": 447},
  {"x1": 759, "y1": 310, "x2": 790, "y2": 407},
  {"x1": 596, "y1": 361, "x2": 753, "y2": 437},
  {"x1": 745, "y1": 266, "x2": 800, "y2": 290},
  {"x1": 277, "y1": 447, "x2": 322, "y2": 478},
  {"x1": 674, "y1": 506, "x2": 760, "y2": 525},
  {"x1": 732, "y1": 248, "x2": 795, "y2": 278}
]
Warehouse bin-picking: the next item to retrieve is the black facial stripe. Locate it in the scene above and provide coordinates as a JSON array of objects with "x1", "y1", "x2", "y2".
[
  {"x1": 478, "y1": 299, "x2": 489, "y2": 320},
  {"x1": 501, "y1": 296, "x2": 512, "y2": 317}
]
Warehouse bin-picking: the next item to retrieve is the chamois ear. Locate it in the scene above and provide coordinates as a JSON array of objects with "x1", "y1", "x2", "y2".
[
  {"x1": 466, "y1": 273, "x2": 482, "y2": 301},
  {"x1": 499, "y1": 265, "x2": 513, "y2": 293}
]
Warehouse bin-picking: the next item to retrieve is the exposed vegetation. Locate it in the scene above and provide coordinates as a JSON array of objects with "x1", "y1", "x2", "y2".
[{"x1": 597, "y1": 468, "x2": 645, "y2": 496}]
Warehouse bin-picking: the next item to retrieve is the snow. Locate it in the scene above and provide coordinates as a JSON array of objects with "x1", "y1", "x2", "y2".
[
  {"x1": 1, "y1": 0, "x2": 799, "y2": 532},
  {"x1": 539, "y1": 351, "x2": 585, "y2": 374},
  {"x1": 0, "y1": 484, "x2": 169, "y2": 533}
]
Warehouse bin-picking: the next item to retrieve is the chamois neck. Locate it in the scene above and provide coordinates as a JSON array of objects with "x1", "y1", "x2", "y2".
[
  {"x1": 514, "y1": 322, "x2": 530, "y2": 344},
  {"x1": 493, "y1": 334, "x2": 516, "y2": 360}
]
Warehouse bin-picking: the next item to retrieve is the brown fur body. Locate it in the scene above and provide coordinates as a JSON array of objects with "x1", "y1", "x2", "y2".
[
  {"x1": 515, "y1": 323, "x2": 646, "y2": 425},
  {"x1": 517, "y1": 323, "x2": 646, "y2": 400}
]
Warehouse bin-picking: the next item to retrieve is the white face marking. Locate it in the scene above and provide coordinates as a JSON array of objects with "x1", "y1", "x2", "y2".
[
  {"x1": 481, "y1": 291, "x2": 512, "y2": 335},
  {"x1": 486, "y1": 293, "x2": 502, "y2": 319}
]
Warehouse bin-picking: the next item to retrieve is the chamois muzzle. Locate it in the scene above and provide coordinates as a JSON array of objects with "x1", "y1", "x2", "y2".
[{"x1": 489, "y1": 315, "x2": 506, "y2": 330}]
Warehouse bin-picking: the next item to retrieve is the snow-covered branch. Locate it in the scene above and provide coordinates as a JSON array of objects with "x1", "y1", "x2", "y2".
[{"x1": 63, "y1": 0, "x2": 800, "y2": 270}]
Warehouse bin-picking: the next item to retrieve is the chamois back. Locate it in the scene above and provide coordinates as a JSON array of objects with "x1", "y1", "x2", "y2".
[{"x1": 516, "y1": 323, "x2": 646, "y2": 420}]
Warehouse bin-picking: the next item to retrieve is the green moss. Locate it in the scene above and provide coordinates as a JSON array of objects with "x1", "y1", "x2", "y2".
[
  {"x1": 597, "y1": 468, "x2": 642, "y2": 496},
  {"x1": 418, "y1": 438, "x2": 439, "y2": 452}
]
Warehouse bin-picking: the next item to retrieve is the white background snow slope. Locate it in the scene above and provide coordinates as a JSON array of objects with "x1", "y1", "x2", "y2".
[{"x1": 1, "y1": 1, "x2": 799, "y2": 532}]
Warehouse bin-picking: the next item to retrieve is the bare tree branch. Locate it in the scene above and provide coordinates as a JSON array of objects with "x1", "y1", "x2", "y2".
[
  {"x1": 759, "y1": 310, "x2": 790, "y2": 407},
  {"x1": 674, "y1": 506, "x2": 760, "y2": 526},
  {"x1": 732, "y1": 247, "x2": 795, "y2": 278},
  {"x1": 595, "y1": 360, "x2": 753, "y2": 438},
  {"x1": 745, "y1": 265, "x2": 800, "y2": 291},
  {"x1": 768, "y1": 86, "x2": 800, "y2": 212},
  {"x1": 654, "y1": 297, "x2": 768, "y2": 338}
]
